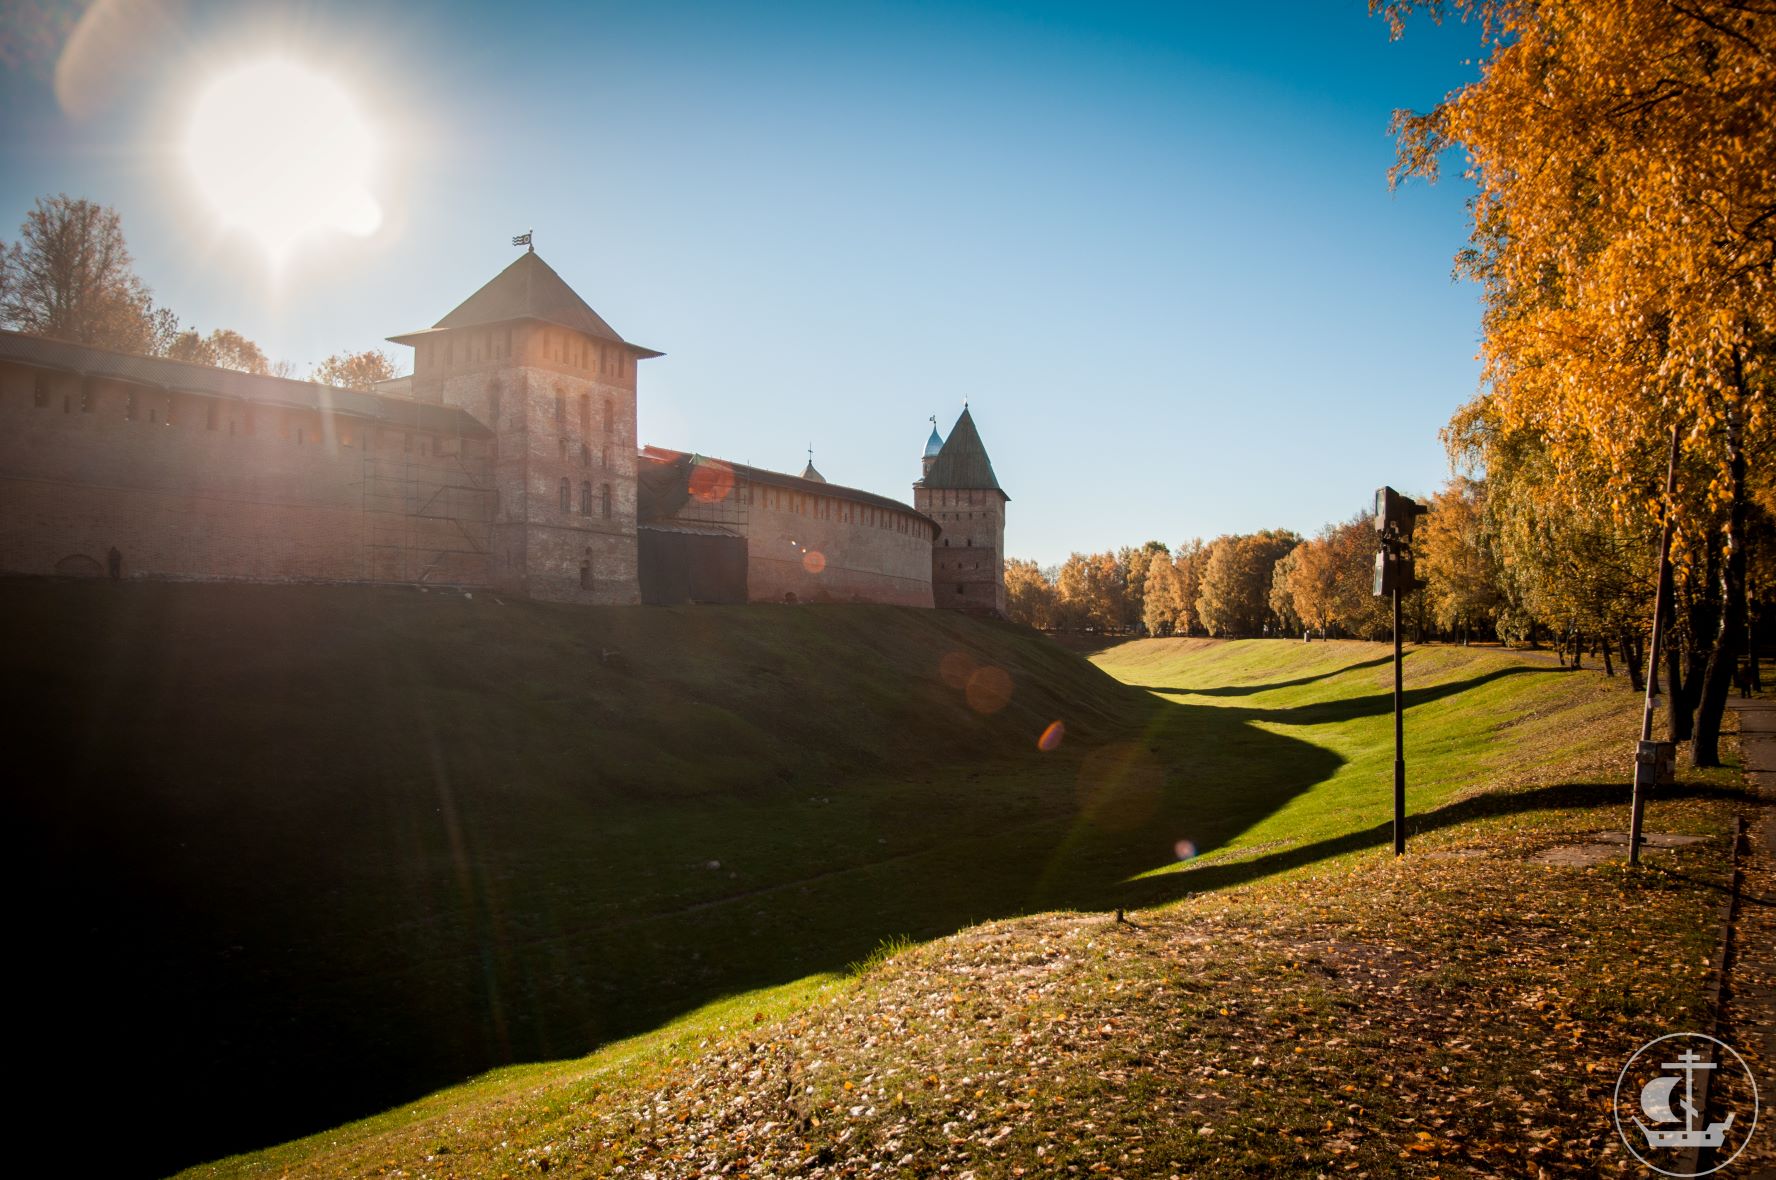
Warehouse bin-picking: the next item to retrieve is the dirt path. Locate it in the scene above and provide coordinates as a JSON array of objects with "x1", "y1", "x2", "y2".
[{"x1": 1723, "y1": 696, "x2": 1776, "y2": 1178}]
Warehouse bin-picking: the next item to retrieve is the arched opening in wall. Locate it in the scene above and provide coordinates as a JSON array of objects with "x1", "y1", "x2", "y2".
[
  {"x1": 966, "y1": 538, "x2": 972, "y2": 546},
  {"x1": 784, "y1": 591, "x2": 798, "y2": 604},
  {"x1": 579, "y1": 481, "x2": 591, "y2": 516},
  {"x1": 559, "y1": 477, "x2": 572, "y2": 512},
  {"x1": 600, "y1": 483, "x2": 613, "y2": 519},
  {"x1": 604, "y1": 396, "x2": 614, "y2": 433},
  {"x1": 558, "y1": 437, "x2": 568, "y2": 460},
  {"x1": 54, "y1": 554, "x2": 104, "y2": 578},
  {"x1": 955, "y1": 584, "x2": 964, "y2": 594},
  {"x1": 601, "y1": 445, "x2": 611, "y2": 468},
  {"x1": 555, "y1": 385, "x2": 567, "y2": 426},
  {"x1": 579, "y1": 393, "x2": 590, "y2": 431},
  {"x1": 580, "y1": 443, "x2": 591, "y2": 466}
]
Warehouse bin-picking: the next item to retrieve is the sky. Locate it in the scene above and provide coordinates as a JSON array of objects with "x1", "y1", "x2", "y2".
[{"x1": 0, "y1": 0, "x2": 1488, "y2": 567}]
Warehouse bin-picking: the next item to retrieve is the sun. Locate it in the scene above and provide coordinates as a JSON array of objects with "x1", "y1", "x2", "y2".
[{"x1": 184, "y1": 59, "x2": 381, "y2": 260}]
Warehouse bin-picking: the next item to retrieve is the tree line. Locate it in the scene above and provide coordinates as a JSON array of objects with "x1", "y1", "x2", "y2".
[
  {"x1": 1012, "y1": 0, "x2": 1775, "y2": 771},
  {"x1": 0, "y1": 194, "x2": 401, "y2": 389}
]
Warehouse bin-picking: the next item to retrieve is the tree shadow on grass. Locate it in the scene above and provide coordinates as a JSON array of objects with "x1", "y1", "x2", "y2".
[
  {"x1": 1220, "y1": 664, "x2": 1555, "y2": 727},
  {"x1": 1113, "y1": 780, "x2": 1757, "y2": 909},
  {"x1": 1129, "y1": 653, "x2": 1394, "y2": 698}
]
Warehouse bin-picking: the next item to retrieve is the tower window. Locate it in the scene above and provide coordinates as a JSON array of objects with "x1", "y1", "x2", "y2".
[
  {"x1": 600, "y1": 482, "x2": 613, "y2": 519},
  {"x1": 601, "y1": 445, "x2": 611, "y2": 469},
  {"x1": 580, "y1": 442, "x2": 591, "y2": 466},
  {"x1": 579, "y1": 481, "x2": 591, "y2": 516},
  {"x1": 555, "y1": 387, "x2": 567, "y2": 425},
  {"x1": 559, "y1": 437, "x2": 568, "y2": 460},
  {"x1": 559, "y1": 477, "x2": 571, "y2": 512},
  {"x1": 579, "y1": 393, "x2": 590, "y2": 431},
  {"x1": 604, "y1": 397, "x2": 614, "y2": 432}
]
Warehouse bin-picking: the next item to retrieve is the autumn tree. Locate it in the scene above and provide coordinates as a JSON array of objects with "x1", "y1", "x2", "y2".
[
  {"x1": 1172, "y1": 540, "x2": 1208, "y2": 636},
  {"x1": 1142, "y1": 556, "x2": 1187, "y2": 636},
  {"x1": 311, "y1": 348, "x2": 401, "y2": 391},
  {"x1": 1417, "y1": 475, "x2": 1505, "y2": 644},
  {"x1": 1268, "y1": 548, "x2": 1304, "y2": 636},
  {"x1": 1388, "y1": 0, "x2": 1775, "y2": 763},
  {"x1": 1195, "y1": 531, "x2": 1300, "y2": 637},
  {"x1": 1117, "y1": 541, "x2": 1171, "y2": 632},
  {"x1": 1282, "y1": 531, "x2": 1343, "y2": 639},
  {"x1": 164, "y1": 326, "x2": 273, "y2": 374},
  {"x1": 0, "y1": 194, "x2": 156, "y2": 351},
  {"x1": 1054, "y1": 551, "x2": 1126, "y2": 632},
  {"x1": 1005, "y1": 559, "x2": 1059, "y2": 630}
]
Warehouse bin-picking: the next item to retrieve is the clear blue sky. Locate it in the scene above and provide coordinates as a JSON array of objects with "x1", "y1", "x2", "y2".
[{"x1": 0, "y1": 0, "x2": 1484, "y2": 567}]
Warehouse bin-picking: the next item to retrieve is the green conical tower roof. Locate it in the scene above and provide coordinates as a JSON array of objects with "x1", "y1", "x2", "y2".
[{"x1": 922, "y1": 407, "x2": 1005, "y2": 497}]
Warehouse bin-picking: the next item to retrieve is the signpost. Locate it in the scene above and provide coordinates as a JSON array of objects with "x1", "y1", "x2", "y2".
[{"x1": 1374, "y1": 487, "x2": 1426, "y2": 856}]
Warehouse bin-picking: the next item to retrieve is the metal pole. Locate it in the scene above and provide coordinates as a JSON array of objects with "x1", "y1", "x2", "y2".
[
  {"x1": 1631, "y1": 421, "x2": 1683, "y2": 866},
  {"x1": 1393, "y1": 583, "x2": 1405, "y2": 856}
]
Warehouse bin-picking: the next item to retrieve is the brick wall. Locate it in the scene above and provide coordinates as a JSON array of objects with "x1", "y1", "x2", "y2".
[
  {"x1": 429, "y1": 323, "x2": 641, "y2": 604},
  {"x1": 915, "y1": 485, "x2": 1007, "y2": 614},
  {"x1": 0, "y1": 361, "x2": 494, "y2": 587}
]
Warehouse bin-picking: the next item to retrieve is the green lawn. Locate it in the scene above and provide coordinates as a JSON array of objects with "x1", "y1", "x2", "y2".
[{"x1": 128, "y1": 618, "x2": 1750, "y2": 1178}]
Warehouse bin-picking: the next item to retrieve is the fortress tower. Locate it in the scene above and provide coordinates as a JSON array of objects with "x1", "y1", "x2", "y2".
[
  {"x1": 914, "y1": 407, "x2": 1007, "y2": 615},
  {"x1": 389, "y1": 250, "x2": 661, "y2": 603}
]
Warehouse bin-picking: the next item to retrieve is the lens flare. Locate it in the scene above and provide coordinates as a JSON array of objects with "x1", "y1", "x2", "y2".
[
  {"x1": 801, "y1": 549, "x2": 827, "y2": 574},
  {"x1": 688, "y1": 460, "x2": 735, "y2": 503},
  {"x1": 1174, "y1": 839, "x2": 1198, "y2": 861},
  {"x1": 938, "y1": 650, "x2": 975, "y2": 690},
  {"x1": 965, "y1": 665, "x2": 1013, "y2": 714},
  {"x1": 1037, "y1": 720, "x2": 1065, "y2": 751}
]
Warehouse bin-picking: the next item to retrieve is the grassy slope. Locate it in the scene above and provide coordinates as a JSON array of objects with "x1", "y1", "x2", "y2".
[
  {"x1": 177, "y1": 632, "x2": 1749, "y2": 1178},
  {"x1": 4, "y1": 579, "x2": 1144, "y2": 1173}
]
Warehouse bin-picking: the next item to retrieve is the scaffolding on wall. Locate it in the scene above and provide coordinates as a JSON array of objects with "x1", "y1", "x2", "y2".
[{"x1": 359, "y1": 452, "x2": 496, "y2": 585}]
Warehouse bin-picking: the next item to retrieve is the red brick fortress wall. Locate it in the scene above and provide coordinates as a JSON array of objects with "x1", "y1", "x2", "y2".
[
  {"x1": 0, "y1": 361, "x2": 495, "y2": 587},
  {"x1": 742, "y1": 488, "x2": 935, "y2": 607}
]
